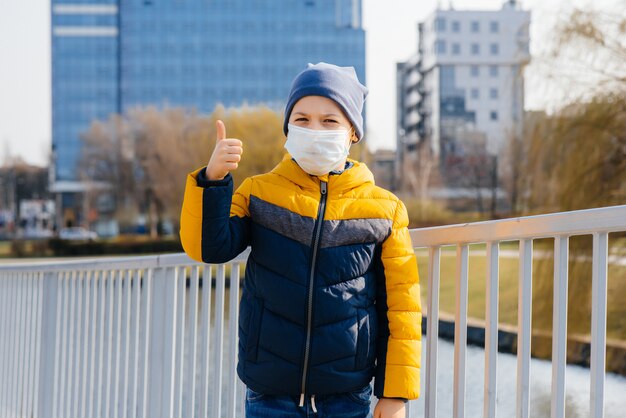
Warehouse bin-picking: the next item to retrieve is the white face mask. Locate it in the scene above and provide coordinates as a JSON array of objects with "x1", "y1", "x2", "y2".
[{"x1": 285, "y1": 123, "x2": 350, "y2": 176}]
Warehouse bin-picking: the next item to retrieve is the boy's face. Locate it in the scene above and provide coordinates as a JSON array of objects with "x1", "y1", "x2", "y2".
[{"x1": 289, "y1": 95, "x2": 357, "y2": 146}]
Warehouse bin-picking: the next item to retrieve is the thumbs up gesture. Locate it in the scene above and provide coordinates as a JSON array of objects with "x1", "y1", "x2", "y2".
[{"x1": 206, "y1": 120, "x2": 243, "y2": 180}]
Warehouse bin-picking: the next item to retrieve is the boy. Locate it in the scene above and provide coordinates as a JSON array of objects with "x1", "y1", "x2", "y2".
[{"x1": 180, "y1": 62, "x2": 421, "y2": 418}]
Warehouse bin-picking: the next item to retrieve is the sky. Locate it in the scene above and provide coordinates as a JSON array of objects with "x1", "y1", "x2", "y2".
[{"x1": 0, "y1": 0, "x2": 620, "y2": 167}]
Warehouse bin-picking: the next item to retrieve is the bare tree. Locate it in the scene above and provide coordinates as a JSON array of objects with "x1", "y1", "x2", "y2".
[
  {"x1": 444, "y1": 129, "x2": 492, "y2": 214},
  {"x1": 79, "y1": 104, "x2": 286, "y2": 238},
  {"x1": 519, "y1": 6, "x2": 626, "y2": 347}
]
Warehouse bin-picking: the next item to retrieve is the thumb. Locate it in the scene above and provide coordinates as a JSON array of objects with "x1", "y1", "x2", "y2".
[{"x1": 216, "y1": 119, "x2": 226, "y2": 142}]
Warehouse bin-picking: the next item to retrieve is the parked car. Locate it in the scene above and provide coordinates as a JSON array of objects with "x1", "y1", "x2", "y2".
[{"x1": 58, "y1": 227, "x2": 98, "y2": 241}]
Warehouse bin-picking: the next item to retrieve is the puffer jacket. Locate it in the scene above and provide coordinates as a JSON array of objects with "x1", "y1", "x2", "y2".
[{"x1": 179, "y1": 152, "x2": 422, "y2": 401}]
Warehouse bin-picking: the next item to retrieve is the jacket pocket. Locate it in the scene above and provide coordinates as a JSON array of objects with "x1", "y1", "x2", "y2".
[
  {"x1": 355, "y1": 308, "x2": 370, "y2": 370},
  {"x1": 245, "y1": 298, "x2": 264, "y2": 363},
  {"x1": 346, "y1": 383, "x2": 373, "y2": 406}
]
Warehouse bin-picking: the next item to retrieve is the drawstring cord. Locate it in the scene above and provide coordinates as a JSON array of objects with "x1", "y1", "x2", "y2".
[{"x1": 298, "y1": 393, "x2": 318, "y2": 413}]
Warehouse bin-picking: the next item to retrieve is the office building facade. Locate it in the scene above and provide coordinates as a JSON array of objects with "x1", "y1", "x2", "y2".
[
  {"x1": 50, "y1": 0, "x2": 365, "y2": 232},
  {"x1": 396, "y1": 0, "x2": 529, "y2": 198}
]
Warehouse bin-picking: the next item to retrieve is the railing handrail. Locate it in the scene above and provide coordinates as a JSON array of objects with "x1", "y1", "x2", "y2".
[
  {"x1": 0, "y1": 247, "x2": 251, "y2": 272},
  {"x1": 410, "y1": 204, "x2": 626, "y2": 247},
  {"x1": 4, "y1": 204, "x2": 624, "y2": 273}
]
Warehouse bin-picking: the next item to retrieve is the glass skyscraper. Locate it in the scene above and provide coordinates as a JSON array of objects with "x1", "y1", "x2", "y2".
[{"x1": 50, "y1": 0, "x2": 365, "y2": 228}]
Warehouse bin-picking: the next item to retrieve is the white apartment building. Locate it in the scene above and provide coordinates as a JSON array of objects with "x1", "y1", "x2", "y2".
[{"x1": 397, "y1": 0, "x2": 530, "y2": 196}]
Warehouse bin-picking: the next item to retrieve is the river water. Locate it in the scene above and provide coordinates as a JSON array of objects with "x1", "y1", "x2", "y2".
[
  {"x1": 406, "y1": 337, "x2": 626, "y2": 417},
  {"x1": 223, "y1": 337, "x2": 626, "y2": 417}
]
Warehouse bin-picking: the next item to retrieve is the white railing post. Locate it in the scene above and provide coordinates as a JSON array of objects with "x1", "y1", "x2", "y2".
[
  {"x1": 0, "y1": 273, "x2": 8, "y2": 409},
  {"x1": 425, "y1": 246, "x2": 441, "y2": 418},
  {"x1": 37, "y1": 271, "x2": 59, "y2": 418},
  {"x1": 139, "y1": 268, "x2": 153, "y2": 418},
  {"x1": 590, "y1": 232, "x2": 608, "y2": 418},
  {"x1": 517, "y1": 239, "x2": 533, "y2": 418},
  {"x1": 174, "y1": 266, "x2": 187, "y2": 418},
  {"x1": 198, "y1": 265, "x2": 213, "y2": 418},
  {"x1": 31, "y1": 272, "x2": 44, "y2": 418},
  {"x1": 213, "y1": 264, "x2": 227, "y2": 418},
  {"x1": 146, "y1": 266, "x2": 178, "y2": 418},
  {"x1": 551, "y1": 236, "x2": 569, "y2": 418},
  {"x1": 12, "y1": 272, "x2": 25, "y2": 415},
  {"x1": 186, "y1": 266, "x2": 200, "y2": 418},
  {"x1": 484, "y1": 241, "x2": 499, "y2": 418},
  {"x1": 7, "y1": 273, "x2": 16, "y2": 414},
  {"x1": 453, "y1": 244, "x2": 469, "y2": 418},
  {"x1": 227, "y1": 262, "x2": 241, "y2": 418}
]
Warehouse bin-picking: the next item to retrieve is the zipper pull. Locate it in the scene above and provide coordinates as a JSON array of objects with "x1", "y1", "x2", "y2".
[
  {"x1": 320, "y1": 181, "x2": 327, "y2": 195},
  {"x1": 299, "y1": 393, "x2": 305, "y2": 407}
]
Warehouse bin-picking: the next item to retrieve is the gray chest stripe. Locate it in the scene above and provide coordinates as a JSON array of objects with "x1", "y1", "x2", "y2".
[
  {"x1": 249, "y1": 195, "x2": 315, "y2": 246},
  {"x1": 320, "y1": 218, "x2": 393, "y2": 248},
  {"x1": 249, "y1": 195, "x2": 393, "y2": 249}
]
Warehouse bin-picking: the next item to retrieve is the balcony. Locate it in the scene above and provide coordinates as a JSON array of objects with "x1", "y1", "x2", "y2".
[
  {"x1": 404, "y1": 91, "x2": 421, "y2": 108},
  {"x1": 406, "y1": 70, "x2": 420, "y2": 88},
  {"x1": 0, "y1": 204, "x2": 625, "y2": 418},
  {"x1": 405, "y1": 110, "x2": 420, "y2": 127}
]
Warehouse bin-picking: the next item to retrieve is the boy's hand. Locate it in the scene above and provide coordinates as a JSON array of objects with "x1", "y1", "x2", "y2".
[
  {"x1": 374, "y1": 398, "x2": 405, "y2": 418},
  {"x1": 206, "y1": 119, "x2": 243, "y2": 180}
]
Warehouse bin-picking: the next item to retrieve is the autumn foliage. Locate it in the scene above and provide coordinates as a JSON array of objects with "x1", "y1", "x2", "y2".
[{"x1": 78, "y1": 104, "x2": 286, "y2": 237}]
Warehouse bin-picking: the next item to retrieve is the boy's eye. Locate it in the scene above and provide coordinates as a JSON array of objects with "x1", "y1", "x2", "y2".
[
  {"x1": 295, "y1": 117, "x2": 308, "y2": 122},
  {"x1": 324, "y1": 119, "x2": 338, "y2": 123}
]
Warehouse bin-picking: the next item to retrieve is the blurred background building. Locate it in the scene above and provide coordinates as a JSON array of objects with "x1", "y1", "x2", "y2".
[
  {"x1": 0, "y1": 163, "x2": 52, "y2": 239},
  {"x1": 395, "y1": 0, "x2": 530, "y2": 207},
  {"x1": 50, "y1": 0, "x2": 366, "y2": 235}
]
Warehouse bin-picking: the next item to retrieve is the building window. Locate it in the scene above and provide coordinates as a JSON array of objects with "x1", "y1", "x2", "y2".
[
  {"x1": 471, "y1": 43, "x2": 480, "y2": 55},
  {"x1": 490, "y1": 88, "x2": 498, "y2": 99},
  {"x1": 452, "y1": 43, "x2": 460, "y2": 55},
  {"x1": 471, "y1": 88, "x2": 479, "y2": 99},
  {"x1": 490, "y1": 111, "x2": 498, "y2": 121},
  {"x1": 490, "y1": 43, "x2": 499, "y2": 55},
  {"x1": 471, "y1": 65, "x2": 479, "y2": 77},
  {"x1": 490, "y1": 21, "x2": 499, "y2": 33},
  {"x1": 490, "y1": 65, "x2": 499, "y2": 77},
  {"x1": 436, "y1": 40, "x2": 446, "y2": 54},
  {"x1": 435, "y1": 17, "x2": 446, "y2": 32},
  {"x1": 471, "y1": 21, "x2": 480, "y2": 33},
  {"x1": 452, "y1": 20, "x2": 460, "y2": 32}
]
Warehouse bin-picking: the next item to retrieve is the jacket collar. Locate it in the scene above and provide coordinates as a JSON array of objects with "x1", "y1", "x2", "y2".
[{"x1": 270, "y1": 152, "x2": 375, "y2": 194}]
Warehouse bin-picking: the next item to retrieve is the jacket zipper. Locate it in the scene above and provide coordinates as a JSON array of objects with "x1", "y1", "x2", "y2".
[{"x1": 299, "y1": 180, "x2": 328, "y2": 406}]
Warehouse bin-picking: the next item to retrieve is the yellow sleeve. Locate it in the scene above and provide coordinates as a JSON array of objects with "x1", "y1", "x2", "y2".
[
  {"x1": 375, "y1": 199, "x2": 422, "y2": 400},
  {"x1": 179, "y1": 166, "x2": 251, "y2": 263}
]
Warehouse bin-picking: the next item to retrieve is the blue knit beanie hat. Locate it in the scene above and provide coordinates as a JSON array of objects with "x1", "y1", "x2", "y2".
[{"x1": 283, "y1": 62, "x2": 369, "y2": 143}]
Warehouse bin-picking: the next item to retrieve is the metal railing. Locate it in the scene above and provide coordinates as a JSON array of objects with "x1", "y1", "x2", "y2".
[
  {"x1": 411, "y1": 204, "x2": 626, "y2": 418},
  {"x1": 0, "y1": 250, "x2": 250, "y2": 418},
  {"x1": 0, "y1": 204, "x2": 625, "y2": 418}
]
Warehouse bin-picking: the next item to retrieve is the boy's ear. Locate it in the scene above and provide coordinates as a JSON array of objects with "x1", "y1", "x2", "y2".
[{"x1": 351, "y1": 129, "x2": 359, "y2": 143}]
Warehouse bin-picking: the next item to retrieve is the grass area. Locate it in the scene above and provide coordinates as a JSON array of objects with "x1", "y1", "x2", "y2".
[
  {"x1": 415, "y1": 241, "x2": 626, "y2": 342},
  {"x1": 415, "y1": 243, "x2": 526, "y2": 326}
]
